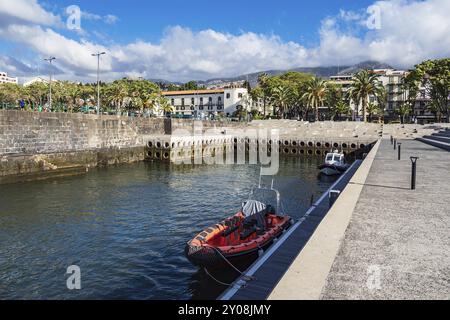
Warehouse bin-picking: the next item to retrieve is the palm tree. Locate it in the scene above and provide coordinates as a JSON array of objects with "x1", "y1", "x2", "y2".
[
  {"x1": 366, "y1": 102, "x2": 381, "y2": 123},
  {"x1": 332, "y1": 100, "x2": 351, "y2": 121},
  {"x1": 23, "y1": 83, "x2": 46, "y2": 110},
  {"x1": 426, "y1": 100, "x2": 441, "y2": 122},
  {"x1": 348, "y1": 70, "x2": 385, "y2": 122},
  {"x1": 143, "y1": 92, "x2": 160, "y2": 115},
  {"x1": 158, "y1": 96, "x2": 173, "y2": 117},
  {"x1": 397, "y1": 103, "x2": 411, "y2": 124},
  {"x1": 0, "y1": 83, "x2": 21, "y2": 108},
  {"x1": 258, "y1": 73, "x2": 270, "y2": 116},
  {"x1": 302, "y1": 78, "x2": 327, "y2": 121},
  {"x1": 108, "y1": 82, "x2": 128, "y2": 115},
  {"x1": 271, "y1": 85, "x2": 292, "y2": 119}
]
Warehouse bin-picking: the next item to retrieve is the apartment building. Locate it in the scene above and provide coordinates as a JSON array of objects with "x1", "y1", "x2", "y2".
[
  {"x1": 330, "y1": 69, "x2": 437, "y2": 123},
  {"x1": 0, "y1": 72, "x2": 18, "y2": 84},
  {"x1": 162, "y1": 87, "x2": 252, "y2": 117}
]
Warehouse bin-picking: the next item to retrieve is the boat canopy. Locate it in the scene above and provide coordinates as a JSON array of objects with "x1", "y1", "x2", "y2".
[
  {"x1": 247, "y1": 187, "x2": 282, "y2": 215},
  {"x1": 241, "y1": 200, "x2": 267, "y2": 230},
  {"x1": 241, "y1": 200, "x2": 266, "y2": 218}
]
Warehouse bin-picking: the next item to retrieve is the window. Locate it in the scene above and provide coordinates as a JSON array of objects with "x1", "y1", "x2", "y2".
[
  {"x1": 200, "y1": 97, "x2": 203, "y2": 104},
  {"x1": 208, "y1": 97, "x2": 212, "y2": 102},
  {"x1": 217, "y1": 106, "x2": 223, "y2": 110},
  {"x1": 208, "y1": 106, "x2": 213, "y2": 110},
  {"x1": 238, "y1": 93, "x2": 243, "y2": 98},
  {"x1": 226, "y1": 93, "x2": 231, "y2": 99},
  {"x1": 191, "y1": 98, "x2": 195, "y2": 105},
  {"x1": 190, "y1": 106, "x2": 194, "y2": 111},
  {"x1": 181, "y1": 98, "x2": 185, "y2": 105},
  {"x1": 199, "y1": 106, "x2": 204, "y2": 110},
  {"x1": 181, "y1": 106, "x2": 185, "y2": 111},
  {"x1": 171, "y1": 99, "x2": 174, "y2": 106}
]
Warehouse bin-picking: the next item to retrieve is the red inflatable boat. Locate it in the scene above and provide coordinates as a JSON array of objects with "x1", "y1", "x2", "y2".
[{"x1": 185, "y1": 187, "x2": 292, "y2": 268}]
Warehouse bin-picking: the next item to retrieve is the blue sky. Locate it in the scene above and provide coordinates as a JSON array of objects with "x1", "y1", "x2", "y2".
[
  {"x1": 0, "y1": 0, "x2": 449, "y2": 82},
  {"x1": 46, "y1": 0, "x2": 375, "y2": 45}
]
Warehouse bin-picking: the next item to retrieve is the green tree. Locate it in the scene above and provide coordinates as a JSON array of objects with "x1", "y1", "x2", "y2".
[
  {"x1": 257, "y1": 73, "x2": 270, "y2": 116},
  {"x1": 271, "y1": 85, "x2": 293, "y2": 119},
  {"x1": 325, "y1": 82, "x2": 344, "y2": 119},
  {"x1": 0, "y1": 83, "x2": 21, "y2": 107},
  {"x1": 348, "y1": 69, "x2": 385, "y2": 122},
  {"x1": 159, "y1": 96, "x2": 174, "y2": 116},
  {"x1": 331, "y1": 100, "x2": 351, "y2": 121},
  {"x1": 302, "y1": 78, "x2": 328, "y2": 121},
  {"x1": 366, "y1": 102, "x2": 382, "y2": 123},
  {"x1": 23, "y1": 82, "x2": 48, "y2": 110},
  {"x1": 181, "y1": 81, "x2": 199, "y2": 91},
  {"x1": 409, "y1": 59, "x2": 450, "y2": 122},
  {"x1": 397, "y1": 103, "x2": 411, "y2": 124}
]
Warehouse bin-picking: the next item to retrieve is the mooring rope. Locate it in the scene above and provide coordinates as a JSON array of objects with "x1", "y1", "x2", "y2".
[
  {"x1": 211, "y1": 247, "x2": 243, "y2": 274},
  {"x1": 203, "y1": 267, "x2": 233, "y2": 287},
  {"x1": 210, "y1": 246, "x2": 255, "y2": 281}
]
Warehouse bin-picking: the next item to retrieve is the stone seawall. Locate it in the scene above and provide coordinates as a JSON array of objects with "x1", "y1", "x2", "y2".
[
  {"x1": 0, "y1": 110, "x2": 246, "y2": 183},
  {"x1": 0, "y1": 111, "x2": 160, "y2": 183},
  {"x1": 0, "y1": 110, "x2": 166, "y2": 155}
]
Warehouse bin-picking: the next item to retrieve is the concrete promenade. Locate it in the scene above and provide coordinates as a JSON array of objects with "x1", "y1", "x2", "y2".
[
  {"x1": 321, "y1": 139, "x2": 449, "y2": 299},
  {"x1": 270, "y1": 138, "x2": 450, "y2": 300}
]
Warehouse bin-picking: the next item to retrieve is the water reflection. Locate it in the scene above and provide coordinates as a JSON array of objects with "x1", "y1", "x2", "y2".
[{"x1": 0, "y1": 157, "x2": 334, "y2": 299}]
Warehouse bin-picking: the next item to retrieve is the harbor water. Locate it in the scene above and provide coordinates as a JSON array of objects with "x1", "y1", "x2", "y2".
[{"x1": 0, "y1": 157, "x2": 337, "y2": 299}]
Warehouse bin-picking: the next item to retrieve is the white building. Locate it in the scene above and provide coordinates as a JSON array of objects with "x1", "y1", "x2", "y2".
[
  {"x1": 23, "y1": 76, "x2": 50, "y2": 87},
  {"x1": 329, "y1": 69, "x2": 439, "y2": 123},
  {"x1": 161, "y1": 87, "x2": 252, "y2": 117},
  {"x1": 0, "y1": 72, "x2": 18, "y2": 84}
]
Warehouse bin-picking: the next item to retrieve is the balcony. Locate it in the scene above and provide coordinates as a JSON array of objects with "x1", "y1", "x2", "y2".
[{"x1": 174, "y1": 104, "x2": 224, "y2": 111}]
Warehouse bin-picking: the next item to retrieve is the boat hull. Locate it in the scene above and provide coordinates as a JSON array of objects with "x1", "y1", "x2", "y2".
[
  {"x1": 185, "y1": 214, "x2": 292, "y2": 268},
  {"x1": 318, "y1": 163, "x2": 349, "y2": 176}
]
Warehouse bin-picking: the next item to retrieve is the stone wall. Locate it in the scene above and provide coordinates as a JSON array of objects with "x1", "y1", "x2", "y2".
[
  {"x1": 0, "y1": 110, "x2": 166, "y2": 155},
  {"x1": 0, "y1": 110, "x2": 248, "y2": 183},
  {"x1": 0, "y1": 111, "x2": 165, "y2": 182},
  {"x1": 169, "y1": 118, "x2": 247, "y2": 134}
]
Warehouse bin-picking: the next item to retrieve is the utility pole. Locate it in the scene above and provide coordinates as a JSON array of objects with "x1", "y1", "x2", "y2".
[
  {"x1": 44, "y1": 57, "x2": 56, "y2": 110},
  {"x1": 91, "y1": 52, "x2": 106, "y2": 115}
]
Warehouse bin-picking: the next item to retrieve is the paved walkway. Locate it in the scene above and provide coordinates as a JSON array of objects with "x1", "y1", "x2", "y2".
[{"x1": 321, "y1": 139, "x2": 450, "y2": 299}]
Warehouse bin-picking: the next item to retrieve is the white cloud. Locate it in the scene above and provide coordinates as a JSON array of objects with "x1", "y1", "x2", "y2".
[
  {"x1": 0, "y1": 0, "x2": 449, "y2": 82},
  {"x1": 315, "y1": 0, "x2": 450, "y2": 68},
  {"x1": 105, "y1": 15, "x2": 118, "y2": 25},
  {"x1": 0, "y1": 0, "x2": 60, "y2": 26},
  {"x1": 80, "y1": 11, "x2": 118, "y2": 25}
]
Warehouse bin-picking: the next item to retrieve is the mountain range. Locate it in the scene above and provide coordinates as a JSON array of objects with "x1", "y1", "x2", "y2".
[{"x1": 151, "y1": 61, "x2": 394, "y2": 87}]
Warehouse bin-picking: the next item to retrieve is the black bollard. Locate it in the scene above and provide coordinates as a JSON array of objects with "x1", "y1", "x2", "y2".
[
  {"x1": 398, "y1": 143, "x2": 402, "y2": 160},
  {"x1": 390, "y1": 135, "x2": 393, "y2": 145},
  {"x1": 394, "y1": 139, "x2": 397, "y2": 150},
  {"x1": 410, "y1": 157, "x2": 419, "y2": 190},
  {"x1": 310, "y1": 194, "x2": 314, "y2": 207}
]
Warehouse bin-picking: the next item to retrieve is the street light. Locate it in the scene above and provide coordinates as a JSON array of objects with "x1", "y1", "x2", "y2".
[
  {"x1": 91, "y1": 52, "x2": 106, "y2": 115},
  {"x1": 44, "y1": 57, "x2": 56, "y2": 111}
]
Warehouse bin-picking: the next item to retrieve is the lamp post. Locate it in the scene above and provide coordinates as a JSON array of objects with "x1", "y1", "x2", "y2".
[
  {"x1": 44, "y1": 57, "x2": 56, "y2": 111},
  {"x1": 91, "y1": 52, "x2": 106, "y2": 115}
]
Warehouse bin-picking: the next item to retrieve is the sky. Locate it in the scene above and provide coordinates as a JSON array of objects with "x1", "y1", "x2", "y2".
[{"x1": 0, "y1": 0, "x2": 449, "y2": 83}]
